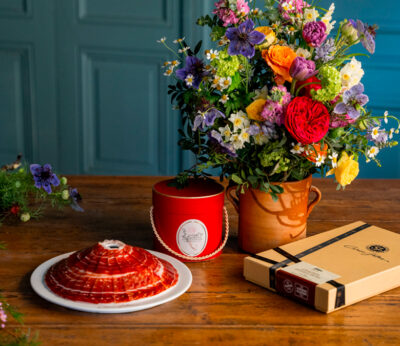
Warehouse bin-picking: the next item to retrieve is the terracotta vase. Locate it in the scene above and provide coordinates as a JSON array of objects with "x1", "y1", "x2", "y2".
[{"x1": 226, "y1": 175, "x2": 321, "y2": 253}]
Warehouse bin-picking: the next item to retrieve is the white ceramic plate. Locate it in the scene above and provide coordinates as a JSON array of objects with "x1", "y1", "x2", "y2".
[{"x1": 30, "y1": 250, "x2": 192, "y2": 313}]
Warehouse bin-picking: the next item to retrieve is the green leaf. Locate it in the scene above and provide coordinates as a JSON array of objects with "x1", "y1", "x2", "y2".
[
  {"x1": 193, "y1": 40, "x2": 202, "y2": 55},
  {"x1": 231, "y1": 174, "x2": 243, "y2": 185}
]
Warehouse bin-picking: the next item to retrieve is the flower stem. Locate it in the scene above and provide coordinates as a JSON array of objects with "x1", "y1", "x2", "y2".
[{"x1": 290, "y1": 79, "x2": 297, "y2": 96}]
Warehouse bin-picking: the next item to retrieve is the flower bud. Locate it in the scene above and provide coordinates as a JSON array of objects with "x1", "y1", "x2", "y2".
[
  {"x1": 60, "y1": 177, "x2": 68, "y2": 185},
  {"x1": 20, "y1": 213, "x2": 30, "y2": 222},
  {"x1": 289, "y1": 57, "x2": 317, "y2": 81},
  {"x1": 341, "y1": 21, "x2": 358, "y2": 43},
  {"x1": 15, "y1": 181, "x2": 21, "y2": 188},
  {"x1": 61, "y1": 190, "x2": 70, "y2": 200}
]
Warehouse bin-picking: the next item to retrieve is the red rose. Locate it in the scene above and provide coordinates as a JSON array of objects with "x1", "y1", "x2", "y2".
[
  {"x1": 296, "y1": 76, "x2": 322, "y2": 98},
  {"x1": 285, "y1": 96, "x2": 330, "y2": 144}
]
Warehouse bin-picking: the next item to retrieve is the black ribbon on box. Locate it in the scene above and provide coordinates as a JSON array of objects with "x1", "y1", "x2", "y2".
[{"x1": 251, "y1": 223, "x2": 371, "y2": 309}]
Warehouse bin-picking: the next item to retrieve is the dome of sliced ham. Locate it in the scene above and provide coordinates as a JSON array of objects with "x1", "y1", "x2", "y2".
[{"x1": 45, "y1": 240, "x2": 179, "y2": 304}]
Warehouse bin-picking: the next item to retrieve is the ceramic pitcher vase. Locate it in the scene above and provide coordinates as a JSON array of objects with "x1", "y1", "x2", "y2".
[{"x1": 226, "y1": 175, "x2": 321, "y2": 254}]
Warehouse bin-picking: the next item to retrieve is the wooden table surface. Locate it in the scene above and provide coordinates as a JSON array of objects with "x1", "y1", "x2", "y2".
[{"x1": 1, "y1": 176, "x2": 400, "y2": 346}]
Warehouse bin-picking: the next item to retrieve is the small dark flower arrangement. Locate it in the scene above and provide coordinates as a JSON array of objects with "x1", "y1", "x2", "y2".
[{"x1": 0, "y1": 155, "x2": 83, "y2": 226}]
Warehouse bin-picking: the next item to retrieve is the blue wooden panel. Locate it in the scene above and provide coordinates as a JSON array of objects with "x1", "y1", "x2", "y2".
[
  {"x1": 81, "y1": 50, "x2": 165, "y2": 174},
  {"x1": 0, "y1": 46, "x2": 32, "y2": 164},
  {"x1": 0, "y1": 0, "x2": 30, "y2": 17},
  {"x1": 78, "y1": 0, "x2": 168, "y2": 26}
]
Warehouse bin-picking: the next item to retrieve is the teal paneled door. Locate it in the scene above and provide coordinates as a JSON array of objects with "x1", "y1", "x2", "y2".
[{"x1": 0, "y1": 1, "x2": 399, "y2": 177}]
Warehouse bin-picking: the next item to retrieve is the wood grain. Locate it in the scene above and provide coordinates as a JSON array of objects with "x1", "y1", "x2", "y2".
[{"x1": 1, "y1": 177, "x2": 400, "y2": 346}]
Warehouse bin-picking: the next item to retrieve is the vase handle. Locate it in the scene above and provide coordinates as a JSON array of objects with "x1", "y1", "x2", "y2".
[
  {"x1": 226, "y1": 186, "x2": 240, "y2": 213},
  {"x1": 307, "y1": 185, "x2": 322, "y2": 217}
]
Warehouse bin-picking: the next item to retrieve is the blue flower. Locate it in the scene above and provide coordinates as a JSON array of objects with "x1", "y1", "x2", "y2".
[
  {"x1": 334, "y1": 83, "x2": 369, "y2": 119},
  {"x1": 30, "y1": 164, "x2": 60, "y2": 194},
  {"x1": 176, "y1": 56, "x2": 208, "y2": 89},
  {"x1": 225, "y1": 19, "x2": 265, "y2": 58},
  {"x1": 209, "y1": 130, "x2": 237, "y2": 157},
  {"x1": 70, "y1": 188, "x2": 84, "y2": 212},
  {"x1": 193, "y1": 108, "x2": 225, "y2": 131}
]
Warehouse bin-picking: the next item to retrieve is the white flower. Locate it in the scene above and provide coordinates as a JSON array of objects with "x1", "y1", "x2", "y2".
[
  {"x1": 206, "y1": 49, "x2": 219, "y2": 61},
  {"x1": 321, "y1": 3, "x2": 336, "y2": 34},
  {"x1": 230, "y1": 133, "x2": 245, "y2": 150},
  {"x1": 218, "y1": 36, "x2": 229, "y2": 46},
  {"x1": 329, "y1": 152, "x2": 338, "y2": 168},
  {"x1": 173, "y1": 37, "x2": 185, "y2": 44},
  {"x1": 164, "y1": 69, "x2": 173, "y2": 76},
  {"x1": 170, "y1": 60, "x2": 180, "y2": 68},
  {"x1": 389, "y1": 128, "x2": 395, "y2": 139},
  {"x1": 220, "y1": 94, "x2": 229, "y2": 104},
  {"x1": 384, "y1": 111, "x2": 389, "y2": 124},
  {"x1": 370, "y1": 126, "x2": 380, "y2": 140},
  {"x1": 239, "y1": 128, "x2": 251, "y2": 144},
  {"x1": 281, "y1": 1, "x2": 295, "y2": 12},
  {"x1": 303, "y1": 8, "x2": 319, "y2": 23},
  {"x1": 219, "y1": 125, "x2": 232, "y2": 141},
  {"x1": 229, "y1": 111, "x2": 249, "y2": 131},
  {"x1": 315, "y1": 154, "x2": 326, "y2": 167},
  {"x1": 295, "y1": 47, "x2": 311, "y2": 59},
  {"x1": 178, "y1": 47, "x2": 190, "y2": 53},
  {"x1": 290, "y1": 143, "x2": 305, "y2": 154},
  {"x1": 340, "y1": 57, "x2": 364, "y2": 90},
  {"x1": 219, "y1": 77, "x2": 232, "y2": 90},
  {"x1": 367, "y1": 146, "x2": 380, "y2": 158},
  {"x1": 162, "y1": 61, "x2": 171, "y2": 68},
  {"x1": 211, "y1": 76, "x2": 221, "y2": 89},
  {"x1": 185, "y1": 74, "x2": 194, "y2": 87},
  {"x1": 157, "y1": 37, "x2": 166, "y2": 43},
  {"x1": 253, "y1": 86, "x2": 269, "y2": 100}
]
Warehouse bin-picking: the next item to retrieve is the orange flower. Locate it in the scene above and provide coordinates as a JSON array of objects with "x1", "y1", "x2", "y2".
[
  {"x1": 246, "y1": 99, "x2": 267, "y2": 122},
  {"x1": 301, "y1": 143, "x2": 328, "y2": 163},
  {"x1": 262, "y1": 45, "x2": 297, "y2": 84}
]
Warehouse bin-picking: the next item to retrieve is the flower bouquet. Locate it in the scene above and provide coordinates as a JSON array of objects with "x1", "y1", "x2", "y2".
[{"x1": 159, "y1": 0, "x2": 399, "y2": 251}]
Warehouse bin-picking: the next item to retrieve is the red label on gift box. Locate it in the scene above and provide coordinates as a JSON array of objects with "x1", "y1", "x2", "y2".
[{"x1": 276, "y1": 270, "x2": 316, "y2": 307}]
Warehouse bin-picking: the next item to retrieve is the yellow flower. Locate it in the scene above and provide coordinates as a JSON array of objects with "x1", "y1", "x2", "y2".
[
  {"x1": 327, "y1": 152, "x2": 359, "y2": 186},
  {"x1": 254, "y1": 27, "x2": 277, "y2": 50},
  {"x1": 245, "y1": 99, "x2": 266, "y2": 122}
]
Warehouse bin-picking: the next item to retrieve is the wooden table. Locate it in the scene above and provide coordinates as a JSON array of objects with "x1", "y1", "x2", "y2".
[{"x1": 1, "y1": 177, "x2": 400, "y2": 345}]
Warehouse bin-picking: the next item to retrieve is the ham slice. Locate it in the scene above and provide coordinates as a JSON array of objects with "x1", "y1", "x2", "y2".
[{"x1": 45, "y1": 240, "x2": 179, "y2": 304}]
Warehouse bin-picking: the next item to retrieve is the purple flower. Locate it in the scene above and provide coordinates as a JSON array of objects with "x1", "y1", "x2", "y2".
[
  {"x1": 289, "y1": 57, "x2": 317, "y2": 81},
  {"x1": 356, "y1": 20, "x2": 376, "y2": 54},
  {"x1": 261, "y1": 121, "x2": 278, "y2": 138},
  {"x1": 193, "y1": 108, "x2": 225, "y2": 131},
  {"x1": 209, "y1": 130, "x2": 237, "y2": 157},
  {"x1": 176, "y1": 56, "x2": 208, "y2": 89},
  {"x1": 315, "y1": 38, "x2": 335, "y2": 62},
  {"x1": 302, "y1": 21, "x2": 327, "y2": 48},
  {"x1": 225, "y1": 19, "x2": 265, "y2": 58},
  {"x1": 70, "y1": 188, "x2": 84, "y2": 212},
  {"x1": 248, "y1": 124, "x2": 261, "y2": 135},
  {"x1": 30, "y1": 164, "x2": 60, "y2": 194},
  {"x1": 334, "y1": 83, "x2": 369, "y2": 119},
  {"x1": 270, "y1": 85, "x2": 292, "y2": 106}
]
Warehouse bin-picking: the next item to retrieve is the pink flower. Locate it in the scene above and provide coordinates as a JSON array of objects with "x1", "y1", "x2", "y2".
[
  {"x1": 330, "y1": 113, "x2": 356, "y2": 128},
  {"x1": 236, "y1": 0, "x2": 250, "y2": 15},
  {"x1": 0, "y1": 303, "x2": 7, "y2": 329},
  {"x1": 213, "y1": 0, "x2": 249, "y2": 27},
  {"x1": 279, "y1": 0, "x2": 308, "y2": 21},
  {"x1": 261, "y1": 100, "x2": 285, "y2": 126}
]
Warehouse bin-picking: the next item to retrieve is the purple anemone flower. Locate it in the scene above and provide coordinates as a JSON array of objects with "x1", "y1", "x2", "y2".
[
  {"x1": 334, "y1": 83, "x2": 369, "y2": 119},
  {"x1": 193, "y1": 108, "x2": 225, "y2": 131},
  {"x1": 30, "y1": 164, "x2": 60, "y2": 194},
  {"x1": 356, "y1": 20, "x2": 376, "y2": 54},
  {"x1": 70, "y1": 188, "x2": 84, "y2": 212},
  {"x1": 176, "y1": 56, "x2": 208, "y2": 89},
  {"x1": 225, "y1": 19, "x2": 265, "y2": 58},
  {"x1": 209, "y1": 130, "x2": 237, "y2": 157}
]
